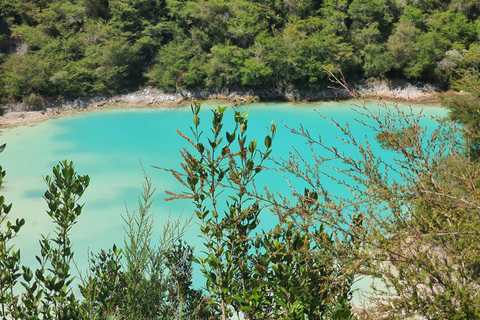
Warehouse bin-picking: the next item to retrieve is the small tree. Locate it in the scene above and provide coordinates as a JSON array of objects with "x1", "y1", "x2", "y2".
[
  {"x1": 165, "y1": 102, "x2": 354, "y2": 320},
  {"x1": 278, "y1": 69, "x2": 480, "y2": 319},
  {"x1": 79, "y1": 245, "x2": 123, "y2": 320},
  {"x1": 441, "y1": 69, "x2": 480, "y2": 159},
  {"x1": 22, "y1": 160, "x2": 90, "y2": 320},
  {"x1": 0, "y1": 142, "x2": 26, "y2": 319},
  {"x1": 80, "y1": 166, "x2": 215, "y2": 320},
  {"x1": 163, "y1": 240, "x2": 220, "y2": 320}
]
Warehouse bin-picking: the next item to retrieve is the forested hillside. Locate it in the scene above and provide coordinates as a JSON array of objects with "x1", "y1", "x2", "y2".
[{"x1": 0, "y1": 0, "x2": 479, "y2": 104}]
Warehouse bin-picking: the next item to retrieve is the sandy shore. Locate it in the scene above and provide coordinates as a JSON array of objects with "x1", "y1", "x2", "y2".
[
  {"x1": 0, "y1": 100, "x2": 188, "y2": 129},
  {"x1": 0, "y1": 85, "x2": 441, "y2": 129}
]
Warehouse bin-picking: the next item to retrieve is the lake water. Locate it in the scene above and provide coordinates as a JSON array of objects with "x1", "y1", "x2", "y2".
[{"x1": 0, "y1": 100, "x2": 446, "y2": 300}]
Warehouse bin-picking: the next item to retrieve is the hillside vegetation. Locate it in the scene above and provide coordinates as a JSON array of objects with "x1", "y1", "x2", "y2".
[{"x1": 0, "y1": 0, "x2": 479, "y2": 104}]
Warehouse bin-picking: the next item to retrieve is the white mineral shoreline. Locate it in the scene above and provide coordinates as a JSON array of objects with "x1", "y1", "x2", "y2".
[{"x1": 0, "y1": 83, "x2": 441, "y2": 129}]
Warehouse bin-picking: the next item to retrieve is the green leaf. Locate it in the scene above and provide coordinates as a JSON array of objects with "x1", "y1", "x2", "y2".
[
  {"x1": 264, "y1": 135, "x2": 272, "y2": 148},
  {"x1": 248, "y1": 139, "x2": 257, "y2": 153},
  {"x1": 197, "y1": 142, "x2": 205, "y2": 153},
  {"x1": 241, "y1": 123, "x2": 247, "y2": 134}
]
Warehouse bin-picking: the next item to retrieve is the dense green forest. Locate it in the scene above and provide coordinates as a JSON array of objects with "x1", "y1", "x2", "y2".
[{"x1": 0, "y1": 0, "x2": 479, "y2": 104}]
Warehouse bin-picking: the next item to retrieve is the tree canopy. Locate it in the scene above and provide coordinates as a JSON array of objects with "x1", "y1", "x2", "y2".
[{"x1": 0, "y1": 0, "x2": 479, "y2": 103}]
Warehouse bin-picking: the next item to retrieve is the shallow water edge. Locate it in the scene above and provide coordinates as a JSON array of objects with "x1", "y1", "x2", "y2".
[{"x1": 0, "y1": 82, "x2": 441, "y2": 129}]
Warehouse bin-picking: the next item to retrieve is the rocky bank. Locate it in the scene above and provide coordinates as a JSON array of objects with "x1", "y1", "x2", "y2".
[{"x1": 0, "y1": 82, "x2": 441, "y2": 129}]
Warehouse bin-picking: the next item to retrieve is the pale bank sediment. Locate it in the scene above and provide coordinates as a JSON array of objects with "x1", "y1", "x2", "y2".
[{"x1": 0, "y1": 83, "x2": 441, "y2": 129}]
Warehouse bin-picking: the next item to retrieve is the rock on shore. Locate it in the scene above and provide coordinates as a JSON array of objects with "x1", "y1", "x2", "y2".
[{"x1": 0, "y1": 83, "x2": 441, "y2": 129}]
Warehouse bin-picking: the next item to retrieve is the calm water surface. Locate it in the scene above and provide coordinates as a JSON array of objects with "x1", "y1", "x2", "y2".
[{"x1": 1, "y1": 101, "x2": 446, "y2": 295}]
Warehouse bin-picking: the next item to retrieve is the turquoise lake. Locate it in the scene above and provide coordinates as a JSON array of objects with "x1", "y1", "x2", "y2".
[{"x1": 0, "y1": 101, "x2": 447, "y2": 297}]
